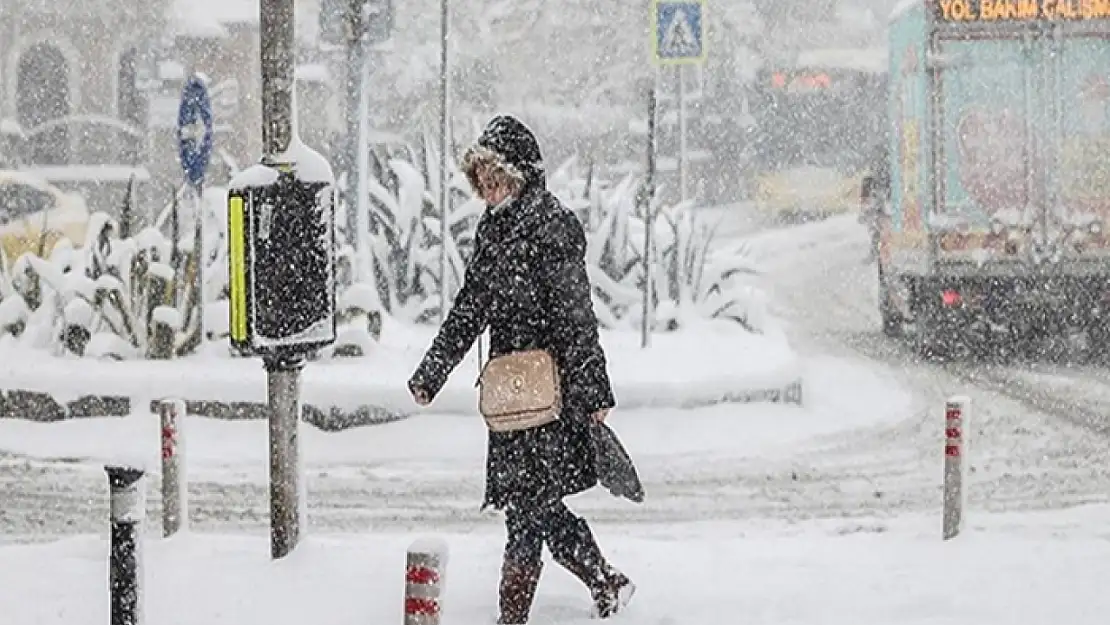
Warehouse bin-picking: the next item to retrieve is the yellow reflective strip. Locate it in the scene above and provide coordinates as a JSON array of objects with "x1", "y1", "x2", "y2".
[{"x1": 228, "y1": 195, "x2": 248, "y2": 342}]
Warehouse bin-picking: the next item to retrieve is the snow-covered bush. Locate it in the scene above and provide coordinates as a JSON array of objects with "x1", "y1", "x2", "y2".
[
  {"x1": 552, "y1": 160, "x2": 767, "y2": 334},
  {"x1": 321, "y1": 133, "x2": 481, "y2": 359},
  {"x1": 322, "y1": 241, "x2": 383, "y2": 359},
  {"x1": 0, "y1": 185, "x2": 228, "y2": 360}
]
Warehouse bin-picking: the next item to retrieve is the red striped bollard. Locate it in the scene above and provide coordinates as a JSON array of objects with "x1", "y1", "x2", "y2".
[
  {"x1": 942, "y1": 396, "x2": 970, "y2": 540},
  {"x1": 159, "y1": 399, "x2": 187, "y2": 537},
  {"x1": 404, "y1": 539, "x2": 448, "y2": 625}
]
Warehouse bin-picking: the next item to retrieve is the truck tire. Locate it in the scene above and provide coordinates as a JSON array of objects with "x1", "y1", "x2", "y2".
[
  {"x1": 911, "y1": 286, "x2": 959, "y2": 361},
  {"x1": 878, "y1": 266, "x2": 902, "y2": 337}
]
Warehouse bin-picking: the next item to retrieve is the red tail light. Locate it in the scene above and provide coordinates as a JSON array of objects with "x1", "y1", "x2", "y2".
[{"x1": 941, "y1": 290, "x2": 961, "y2": 307}]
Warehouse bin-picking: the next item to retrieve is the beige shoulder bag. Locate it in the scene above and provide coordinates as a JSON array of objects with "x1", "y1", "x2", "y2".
[{"x1": 477, "y1": 349, "x2": 562, "y2": 432}]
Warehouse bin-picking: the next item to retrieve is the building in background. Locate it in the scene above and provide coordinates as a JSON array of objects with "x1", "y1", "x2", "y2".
[
  {"x1": 0, "y1": 0, "x2": 169, "y2": 217},
  {"x1": 0, "y1": 0, "x2": 341, "y2": 224}
]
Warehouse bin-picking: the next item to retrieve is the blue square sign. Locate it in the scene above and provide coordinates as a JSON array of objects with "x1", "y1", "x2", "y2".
[{"x1": 652, "y1": 0, "x2": 706, "y2": 65}]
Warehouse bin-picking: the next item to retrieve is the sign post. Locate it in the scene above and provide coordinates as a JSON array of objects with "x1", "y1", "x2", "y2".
[
  {"x1": 176, "y1": 75, "x2": 214, "y2": 350},
  {"x1": 651, "y1": 0, "x2": 706, "y2": 204},
  {"x1": 438, "y1": 0, "x2": 451, "y2": 326},
  {"x1": 638, "y1": 78, "x2": 658, "y2": 350},
  {"x1": 228, "y1": 0, "x2": 338, "y2": 559}
]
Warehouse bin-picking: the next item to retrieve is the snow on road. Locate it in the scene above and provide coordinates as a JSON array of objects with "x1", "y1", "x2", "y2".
[{"x1": 737, "y1": 214, "x2": 1110, "y2": 518}]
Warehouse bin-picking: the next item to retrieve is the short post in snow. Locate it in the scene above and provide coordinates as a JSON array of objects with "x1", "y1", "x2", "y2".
[
  {"x1": 106, "y1": 465, "x2": 146, "y2": 625},
  {"x1": 942, "y1": 395, "x2": 970, "y2": 540},
  {"x1": 159, "y1": 399, "x2": 187, "y2": 537},
  {"x1": 404, "y1": 539, "x2": 448, "y2": 625},
  {"x1": 225, "y1": 0, "x2": 337, "y2": 559}
]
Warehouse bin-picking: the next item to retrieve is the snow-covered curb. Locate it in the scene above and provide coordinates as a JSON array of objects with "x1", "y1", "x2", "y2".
[{"x1": 0, "y1": 321, "x2": 802, "y2": 425}]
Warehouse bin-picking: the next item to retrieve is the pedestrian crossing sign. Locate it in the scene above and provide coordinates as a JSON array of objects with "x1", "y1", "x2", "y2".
[{"x1": 652, "y1": 0, "x2": 706, "y2": 65}]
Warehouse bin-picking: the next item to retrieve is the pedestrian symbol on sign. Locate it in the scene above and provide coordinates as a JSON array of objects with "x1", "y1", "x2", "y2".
[
  {"x1": 652, "y1": 0, "x2": 706, "y2": 65},
  {"x1": 663, "y1": 8, "x2": 698, "y2": 56}
]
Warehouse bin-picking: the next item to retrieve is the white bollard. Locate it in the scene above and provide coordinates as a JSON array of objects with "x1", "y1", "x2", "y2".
[
  {"x1": 159, "y1": 399, "x2": 188, "y2": 537},
  {"x1": 942, "y1": 395, "x2": 970, "y2": 541},
  {"x1": 404, "y1": 538, "x2": 449, "y2": 625}
]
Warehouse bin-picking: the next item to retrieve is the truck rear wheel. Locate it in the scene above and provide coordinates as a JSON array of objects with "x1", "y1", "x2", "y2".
[
  {"x1": 878, "y1": 266, "x2": 902, "y2": 337},
  {"x1": 911, "y1": 284, "x2": 965, "y2": 361}
]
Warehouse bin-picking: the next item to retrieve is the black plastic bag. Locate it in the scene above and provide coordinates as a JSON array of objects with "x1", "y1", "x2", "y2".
[{"x1": 591, "y1": 421, "x2": 644, "y2": 503}]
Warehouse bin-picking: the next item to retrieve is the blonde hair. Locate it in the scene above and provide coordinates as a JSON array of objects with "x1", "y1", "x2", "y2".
[{"x1": 460, "y1": 145, "x2": 525, "y2": 198}]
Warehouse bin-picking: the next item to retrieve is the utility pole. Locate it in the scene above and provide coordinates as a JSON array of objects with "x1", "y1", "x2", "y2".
[
  {"x1": 438, "y1": 0, "x2": 451, "y2": 325},
  {"x1": 343, "y1": 1, "x2": 366, "y2": 242},
  {"x1": 640, "y1": 75, "x2": 658, "y2": 349},
  {"x1": 229, "y1": 0, "x2": 337, "y2": 560},
  {"x1": 259, "y1": 0, "x2": 300, "y2": 561},
  {"x1": 677, "y1": 65, "x2": 688, "y2": 203}
]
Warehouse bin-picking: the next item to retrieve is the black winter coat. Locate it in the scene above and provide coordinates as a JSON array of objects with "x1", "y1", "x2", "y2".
[{"x1": 409, "y1": 117, "x2": 620, "y2": 511}]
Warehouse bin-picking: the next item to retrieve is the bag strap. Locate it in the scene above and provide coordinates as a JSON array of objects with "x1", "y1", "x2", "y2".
[{"x1": 474, "y1": 329, "x2": 489, "y2": 387}]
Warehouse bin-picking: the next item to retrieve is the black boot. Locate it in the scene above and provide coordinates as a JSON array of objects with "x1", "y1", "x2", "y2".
[
  {"x1": 591, "y1": 565, "x2": 636, "y2": 619},
  {"x1": 548, "y1": 515, "x2": 635, "y2": 618},
  {"x1": 497, "y1": 557, "x2": 543, "y2": 624}
]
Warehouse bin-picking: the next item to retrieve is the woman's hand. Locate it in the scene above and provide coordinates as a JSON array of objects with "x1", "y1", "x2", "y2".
[
  {"x1": 591, "y1": 408, "x2": 610, "y2": 423},
  {"x1": 411, "y1": 386, "x2": 431, "y2": 406}
]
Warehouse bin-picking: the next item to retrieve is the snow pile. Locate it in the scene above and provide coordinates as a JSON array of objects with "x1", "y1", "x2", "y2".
[
  {"x1": 0, "y1": 353, "x2": 904, "y2": 473},
  {"x1": 0, "y1": 315, "x2": 800, "y2": 416}
]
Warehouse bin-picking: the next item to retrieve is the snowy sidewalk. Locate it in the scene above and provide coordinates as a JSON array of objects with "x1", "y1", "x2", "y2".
[{"x1": 4, "y1": 505, "x2": 1110, "y2": 625}]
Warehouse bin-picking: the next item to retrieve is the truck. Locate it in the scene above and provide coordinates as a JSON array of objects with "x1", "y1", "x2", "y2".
[{"x1": 878, "y1": 0, "x2": 1110, "y2": 358}]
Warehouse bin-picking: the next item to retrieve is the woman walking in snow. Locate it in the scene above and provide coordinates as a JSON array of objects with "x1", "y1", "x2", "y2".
[{"x1": 407, "y1": 115, "x2": 639, "y2": 624}]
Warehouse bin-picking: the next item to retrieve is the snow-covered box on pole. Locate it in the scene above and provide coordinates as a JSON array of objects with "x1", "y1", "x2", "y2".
[{"x1": 225, "y1": 147, "x2": 338, "y2": 358}]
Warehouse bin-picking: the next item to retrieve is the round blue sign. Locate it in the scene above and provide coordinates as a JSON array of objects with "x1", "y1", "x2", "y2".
[{"x1": 177, "y1": 75, "x2": 214, "y2": 189}]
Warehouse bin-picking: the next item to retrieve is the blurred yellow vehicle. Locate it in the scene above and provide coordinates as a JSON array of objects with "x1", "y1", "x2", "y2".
[
  {"x1": 753, "y1": 166, "x2": 866, "y2": 222},
  {"x1": 746, "y1": 48, "x2": 888, "y2": 223},
  {"x1": 0, "y1": 170, "x2": 89, "y2": 269}
]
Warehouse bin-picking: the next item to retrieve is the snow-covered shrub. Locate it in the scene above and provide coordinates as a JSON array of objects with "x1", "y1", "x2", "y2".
[
  {"x1": 0, "y1": 184, "x2": 230, "y2": 360},
  {"x1": 315, "y1": 131, "x2": 480, "y2": 358},
  {"x1": 323, "y1": 241, "x2": 383, "y2": 359},
  {"x1": 342, "y1": 140, "x2": 480, "y2": 321},
  {"x1": 152, "y1": 185, "x2": 230, "y2": 349},
  {"x1": 552, "y1": 160, "x2": 767, "y2": 333}
]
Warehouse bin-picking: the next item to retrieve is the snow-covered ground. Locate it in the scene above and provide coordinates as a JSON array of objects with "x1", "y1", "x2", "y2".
[
  {"x1": 0, "y1": 350, "x2": 906, "y2": 539},
  {"x1": 6, "y1": 210, "x2": 1110, "y2": 624},
  {"x1": 7, "y1": 507, "x2": 1110, "y2": 625}
]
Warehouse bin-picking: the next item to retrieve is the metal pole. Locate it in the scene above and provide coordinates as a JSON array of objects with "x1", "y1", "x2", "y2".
[
  {"x1": 438, "y1": 0, "x2": 451, "y2": 325},
  {"x1": 260, "y1": 0, "x2": 294, "y2": 159},
  {"x1": 193, "y1": 185, "x2": 205, "y2": 346},
  {"x1": 344, "y1": 4, "x2": 362, "y2": 236},
  {"x1": 259, "y1": 0, "x2": 303, "y2": 560},
  {"x1": 266, "y1": 357, "x2": 304, "y2": 558},
  {"x1": 356, "y1": 39, "x2": 372, "y2": 279},
  {"x1": 641, "y1": 75, "x2": 658, "y2": 349},
  {"x1": 677, "y1": 64, "x2": 687, "y2": 204},
  {"x1": 106, "y1": 465, "x2": 145, "y2": 625},
  {"x1": 159, "y1": 399, "x2": 187, "y2": 537}
]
